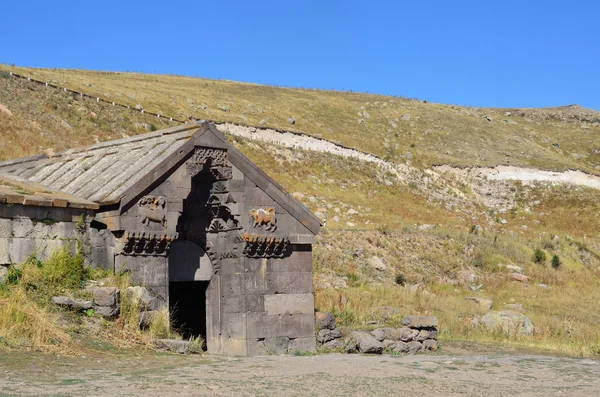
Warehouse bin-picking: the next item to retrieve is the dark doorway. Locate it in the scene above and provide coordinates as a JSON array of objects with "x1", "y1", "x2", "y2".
[{"x1": 169, "y1": 281, "x2": 210, "y2": 340}]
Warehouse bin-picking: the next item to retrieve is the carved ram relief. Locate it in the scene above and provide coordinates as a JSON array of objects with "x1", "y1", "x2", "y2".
[{"x1": 139, "y1": 196, "x2": 166, "y2": 226}]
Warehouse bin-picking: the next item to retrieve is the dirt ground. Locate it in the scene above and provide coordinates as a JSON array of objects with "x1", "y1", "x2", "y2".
[{"x1": 0, "y1": 342, "x2": 598, "y2": 397}]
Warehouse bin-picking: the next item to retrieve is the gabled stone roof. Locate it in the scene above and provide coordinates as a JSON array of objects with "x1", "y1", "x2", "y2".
[
  {"x1": 0, "y1": 123, "x2": 200, "y2": 205},
  {"x1": 0, "y1": 174, "x2": 98, "y2": 209},
  {"x1": 0, "y1": 122, "x2": 322, "y2": 234}
]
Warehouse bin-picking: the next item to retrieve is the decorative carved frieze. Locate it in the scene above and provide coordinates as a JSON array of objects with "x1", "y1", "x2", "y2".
[
  {"x1": 242, "y1": 233, "x2": 289, "y2": 258},
  {"x1": 139, "y1": 196, "x2": 166, "y2": 226},
  {"x1": 250, "y1": 208, "x2": 277, "y2": 232},
  {"x1": 120, "y1": 231, "x2": 177, "y2": 256},
  {"x1": 186, "y1": 147, "x2": 229, "y2": 176}
]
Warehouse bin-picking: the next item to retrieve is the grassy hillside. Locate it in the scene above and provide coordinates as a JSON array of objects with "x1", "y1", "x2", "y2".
[
  {"x1": 2, "y1": 65, "x2": 600, "y2": 174},
  {"x1": 1, "y1": 66, "x2": 600, "y2": 356}
]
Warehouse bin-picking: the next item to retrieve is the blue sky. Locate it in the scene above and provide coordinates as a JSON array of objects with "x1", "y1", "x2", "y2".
[{"x1": 1, "y1": 1, "x2": 598, "y2": 110}]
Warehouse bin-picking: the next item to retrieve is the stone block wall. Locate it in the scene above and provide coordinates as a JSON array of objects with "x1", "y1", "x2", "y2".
[{"x1": 0, "y1": 205, "x2": 101, "y2": 270}]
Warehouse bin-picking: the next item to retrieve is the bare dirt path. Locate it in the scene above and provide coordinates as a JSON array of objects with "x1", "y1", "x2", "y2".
[{"x1": 1, "y1": 344, "x2": 598, "y2": 397}]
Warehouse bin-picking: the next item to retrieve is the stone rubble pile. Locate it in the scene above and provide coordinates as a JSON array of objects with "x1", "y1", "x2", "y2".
[
  {"x1": 315, "y1": 311, "x2": 344, "y2": 349},
  {"x1": 316, "y1": 312, "x2": 439, "y2": 354},
  {"x1": 347, "y1": 316, "x2": 439, "y2": 354}
]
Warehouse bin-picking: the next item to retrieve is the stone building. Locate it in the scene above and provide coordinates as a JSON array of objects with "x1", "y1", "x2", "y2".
[{"x1": 0, "y1": 121, "x2": 321, "y2": 355}]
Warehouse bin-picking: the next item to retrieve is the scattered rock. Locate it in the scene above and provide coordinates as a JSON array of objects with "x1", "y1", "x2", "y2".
[
  {"x1": 93, "y1": 287, "x2": 119, "y2": 307},
  {"x1": 95, "y1": 306, "x2": 119, "y2": 318},
  {"x1": 402, "y1": 316, "x2": 438, "y2": 328},
  {"x1": 217, "y1": 104, "x2": 230, "y2": 112},
  {"x1": 401, "y1": 113, "x2": 411, "y2": 121},
  {"x1": 465, "y1": 297, "x2": 493, "y2": 310},
  {"x1": 317, "y1": 328, "x2": 342, "y2": 343},
  {"x1": 287, "y1": 117, "x2": 296, "y2": 125},
  {"x1": 510, "y1": 273, "x2": 528, "y2": 282},
  {"x1": 418, "y1": 224, "x2": 436, "y2": 231},
  {"x1": 89, "y1": 112, "x2": 98, "y2": 119},
  {"x1": 371, "y1": 328, "x2": 393, "y2": 342},
  {"x1": 152, "y1": 339, "x2": 190, "y2": 354},
  {"x1": 0, "y1": 104, "x2": 13, "y2": 117},
  {"x1": 346, "y1": 222, "x2": 356, "y2": 227},
  {"x1": 292, "y1": 192, "x2": 304, "y2": 201},
  {"x1": 322, "y1": 339, "x2": 344, "y2": 350},
  {"x1": 389, "y1": 341, "x2": 409, "y2": 353},
  {"x1": 368, "y1": 256, "x2": 387, "y2": 271},
  {"x1": 537, "y1": 284, "x2": 550, "y2": 290},
  {"x1": 315, "y1": 311, "x2": 336, "y2": 330},
  {"x1": 135, "y1": 104, "x2": 143, "y2": 110},
  {"x1": 332, "y1": 216, "x2": 340, "y2": 222},
  {"x1": 505, "y1": 264, "x2": 524, "y2": 273},
  {"x1": 346, "y1": 209, "x2": 359, "y2": 216},
  {"x1": 51, "y1": 296, "x2": 93, "y2": 311},
  {"x1": 422, "y1": 339, "x2": 438, "y2": 351},
  {"x1": 398, "y1": 327, "x2": 420, "y2": 342},
  {"x1": 126, "y1": 286, "x2": 155, "y2": 310},
  {"x1": 407, "y1": 341, "x2": 423, "y2": 353},
  {"x1": 480, "y1": 310, "x2": 534, "y2": 336},
  {"x1": 347, "y1": 331, "x2": 383, "y2": 354}
]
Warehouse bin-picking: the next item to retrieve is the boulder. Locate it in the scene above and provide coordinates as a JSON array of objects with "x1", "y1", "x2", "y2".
[
  {"x1": 315, "y1": 311, "x2": 336, "y2": 330},
  {"x1": 401, "y1": 316, "x2": 438, "y2": 328},
  {"x1": 505, "y1": 264, "x2": 524, "y2": 273},
  {"x1": 398, "y1": 327, "x2": 420, "y2": 342},
  {"x1": 423, "y1": 339, "x2": 438, "y2": 351},
  {"x1": 416, "y1": 329, "x2": 432, "y2": 341},
  {"x1": 317, "y1": 328, "x2": 342, "y2": 343},
  {"x1": 389, "y1": 341, "x2": 409, "y2": 353},
  {"x1": 0, "y1": 103, "x2": 13, "y2": 117},
  {"x1": 465, "y1": 297, "x2": 493, "y2": 310},
  {"x1": 93, "y1": 287, "x2": 120, "y2": 307},
  {"x1": 407, "y1": 341, "x2": 423, "y2": 353},
  {"x1": 480, "y1": 310, "x2": 534, "y2": 336},
  {"x1": 371, "y1": 328, "x2": 394, "y2": 342},
  {"x1": 152, "y1": 339, "x2": 190, "y2": 354},
  {"x1": 95, "y1": 305, "x2": 119, "y2": 318},
  {"x1": 368, "y1": 256, "x2": 386, "y2": 271},
  {"x1": 126, "y1": 286, "x2": 155, "y2": 310},
  {"x1": 347, "y1": 331, "x2": 383, "y2": 354},
  {"x1": 322, "y1": 339, "x2": 344, "y2": 350},
  {"x1": 51, "y1": 296, "x2": 93, "y2": 311},
  {"x1": 510, "y1": 273, "x2": 528, "y2": 282}
]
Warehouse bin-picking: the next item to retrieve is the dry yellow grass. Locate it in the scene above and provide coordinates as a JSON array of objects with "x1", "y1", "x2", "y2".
[{"x1": 2, "y1": 65, "x2": 600, "y2": 173}]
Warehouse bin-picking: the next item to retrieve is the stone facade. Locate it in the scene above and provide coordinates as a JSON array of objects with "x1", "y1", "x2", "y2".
[{"x1": 0, "y1": 121, "x2": 321, "y2": 355}]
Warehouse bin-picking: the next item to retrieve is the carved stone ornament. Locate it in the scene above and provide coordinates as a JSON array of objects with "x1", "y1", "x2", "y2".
[
  {"x1": 120, "y1": 231, "x2": 178, "y2": 256},
  {"x1": 249, "y1": 208, "x2": 277, "y2": 232},
  {"x1": 139, "y1": 196, "x2": 166, "y2": 226},
  {"x1": 242, "y1": 233, "x2": 289, "y2": 258},
  {"x1": 186, "y1": 147, "x2": 228, "y2": 176}
]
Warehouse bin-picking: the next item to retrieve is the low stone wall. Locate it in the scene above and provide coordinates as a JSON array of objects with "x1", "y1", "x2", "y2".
[
  {"x1": 0, "y1": 205, "x2": 111, "y2": 280},
  {"x1": 316, "y1": 313, "x2": 439, "y2": 354}
]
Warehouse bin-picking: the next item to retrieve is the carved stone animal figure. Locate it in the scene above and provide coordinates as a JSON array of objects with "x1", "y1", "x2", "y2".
[
  {"x1": 139, "y1": 196, "x2": 166, "y2": 226},
  {"x1": 250, "y1": 208, "x2": 276, "y2": 231}
]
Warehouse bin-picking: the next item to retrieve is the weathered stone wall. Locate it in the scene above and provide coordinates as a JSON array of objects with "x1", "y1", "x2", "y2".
[{"x1": 0, "y1": 205, "x2": 102, "y2": 281}]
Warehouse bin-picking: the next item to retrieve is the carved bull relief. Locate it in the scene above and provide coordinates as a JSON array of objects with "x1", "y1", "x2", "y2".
[
  {"x1": 250, "y1": 208, "x2": 277, "y2": 232},
  {"x1": 139, "y1": 196, "x2": 166, "y2": 226}
]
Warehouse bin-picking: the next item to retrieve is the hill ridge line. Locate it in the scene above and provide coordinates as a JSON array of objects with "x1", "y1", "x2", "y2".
[
  {"x1": 4, "y1": 71, "x2": 387, "y2": 163},
  {"x1": 5, "y1": 71, "x2": 600, "y2": 190}
]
